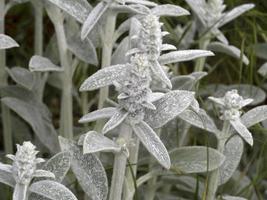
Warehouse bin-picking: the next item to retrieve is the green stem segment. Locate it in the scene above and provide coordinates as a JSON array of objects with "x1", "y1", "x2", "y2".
[
  {"x1": 13, "y1": 184, "x2": 28, "y2": 200},
  {"x1": 194, "y1": 35, "x2": 211, "y2": 72},
  {"x1": 109, "y1": 123, "x2": 132, "y2": 200},
  {"x1": 0, "y1": 0, "x2": 13, "y2": 154}
]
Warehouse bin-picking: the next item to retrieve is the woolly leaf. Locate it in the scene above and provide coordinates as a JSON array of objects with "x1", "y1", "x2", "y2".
[
  {"x1": 79, "y1": 107, "x2": 116, "y2": 123},
  {"x1": 159, "y1": 50, "x2": 214, "y2": 65},
  {"x1": 79, "y1": 64, "x2": 127, "y2": 91},
  {"x1": 42, "y1": 152, "x2": 71, "y2": 182},
  {"x1": 161, "y1": 44, "x2": 177, "y2": 51},
  {"x1": 148, "y1": 92, "x2": 165, "y2": 102},
  {"x1": 67, "y1": 34, "x2": 98, "y2": 65},
  {"x1": 6, "y1": 67, "x2": 35, "y2": 90},
  {"x1": 207, "y1": 42, "x2": 249, "y2": 65},
  {"x1": 59, "y1": 137, "x2": 108, "y2": 200},
  {"x1": 132, "y1": 121, "x2": 170, "y2": 169},
  {"x1": 184, "y1": 0, "x2": 206, "y2": 25},
  {"x1": 111, "y1": 37, "x2": 129, "y2": 65},
  {"x1": 230, "y1": 119, "x2": 253, "y2": 146},
  {"x1": 102, "y1": 110, "x2": 128, "y2": 134},
  {"x1": 0, "y1": 34, "x2": 19, "y2": 49},
  {"x1": 212, "y1": 28, "x2": 229, "y2": 44},
  {"x1": 258, "y1": 62, "x2": 267, "y2": 77},
  {"x1": 29, "y1": 180, "x2": 77, "y2": 200},
  {"x1": 151, "y1": 4, "x2": 189, "y2": 17},
  {"x1": 150, "y1": 61, "x2": 172, "y2": 88},
  {"x1": 29, "y1": 56, "x2": 62, "y2": 72},
  {"x1": 0, "y1": 170, "x2": 15, "y2": 187},
  {"x1": 241, "y1": 105, "x2": 267, "y2": 128},
  {"x1": 81, "y1": 1, "x2": 109, "y2": 40},
  {"x1": 145, "y1": 90, "x2": 195, "y2": 128},
  {"x1": 221, "y1": 195, "x2": 247, "y2": 200},
  {"x1": 33, "y1": 170, "x2": 55, "y2": 179},
  {"x1": 46, "y1": 0, "x2": 91, "y2": 23},
  {"x1": 83, "y1": 131, "x2": 121, "y2": 154},
  {"x1": 219, "y1": 135, "x2": 243, "y2": 185},
  {"x1": 110, "y1": 4, "x2": 149, "y2": 14},
  {"x1": 219, "y1": 4, "x2": 255, "y2": 27},
  {"x1": 125, "y1": 0, "x2": 157, "y2": 7},
  {"x1": 170, "y1": 146, "x2": 225, "y2": 173}
]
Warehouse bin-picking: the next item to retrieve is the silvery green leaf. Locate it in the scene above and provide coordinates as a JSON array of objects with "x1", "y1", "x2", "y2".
[
  {"x1": 212, "y1": 28, "x2": 229, "y2": 45},
  {"x1": 191, "y1": 71, "x2": 208, "y2": 81},
  {"x1": 113, "y1": 19, "x2": 131, "y2": 42},
  {"x1": 132, "y1": 121, "x2": 170, "y2": 169},
  {"x1": 103, "y1": 110, "x2": 128, "y2": 134},
  {"x1": 208, "y1": 96, "x2": 225, "y2": 106},
  {"x1": 151, "y1": 61, "x2": 172, "y2": 88},
  {"x1": 33, "y1": 170, "x2": 56, "y2": 179},
  {"x1": 45, "y1": 0, "x2": 91, "y2": 23},
  {"x1": 221, "y1": 195, "x2": 247, "y2": 200},
  {"x1": 159, "y1": 50, "x2": 214, "y2": 65},
  {"x1": 258, "y1": 62, "x2": 267, "y2": 77},
  {"x1": 230, "y1": 119, "x2": 253, "y2": 146},
  {"x1": 219, "y1": 135, "x2": 243, "y2": 185},
  {"x1": 0, "y1": 163, "x2": 12, "y2": 173},
  {"x1": 171, "y1": 75, "x2": 195, "y2": 90},
  {"x1": 207, "y1": 42, "x2": 249, "y2": 65},
  {"x1": 241, "y1": 105, "x2": 267, "y2": 128},
  {"x1": 79, "y1": 107, "x2": 116, "y2": 123},
  {"x1": 148, "y1": 92, "x2": 165, "y2": 102},
  {"x1": 161, "y1": 44, "x2": 177, "y2": 51},
  {"x1": 0, "y1": 169, "x2": 15, "y2": 187},
  {"x1": 110, "y1": 4, "x2": 149, "y2": 14},
  {"x1": 42, "y1": 152, "x2": 71, "y2": 182},
  {"x1": 151, "y1": 4, "x2": 190, "y2": 17},
  {"x1": 29, "y1": 180, "x2": 77, "y2": 200},
  {"x1": 145, "y1": 90, "x2": 195, "y2": 128},
  {"x1": 79, "y1": 64, "x2": 127, "y2": 91},
  {"x1": 67, "y1": 34, "x2": 98, "y2": 65},
  {"x1": 111, "y1": 37, "x2": 129, "y2": 65},
  {"x1": 190, "y1": 99, "x2": 200, "y2": 112},
  {"x1": 6, "y1": 67, "x2": 35, "y2": 90},
  {"x1": 219, "y1": 4, "x2": 255, "y2": 27},
  {"x1": 179, "y1": 108, "x2": 219, "y2": 134},
  {"x1": 125, "y1": 0, "x2": 157, "y2": 7},
  {"x1": 59, "y1": 137, "x2": 108, "y2": 200},
  {"x1": 184, "y1": 0, "x2": 206, "y2": 25},
  {"x1": 81, "y1": 1, "x2": 109, "y2": 40},
  {"x1": 83, "y1": 131, "x2": 121, "y2": 154},
  {"x1": 29, "y1": 55, "x2": 62, "y2": 72},
  {"x1": 253, "y1": 43, "x2": 267, "y2": 60},
  {"x1": 0, "y1": 34, "x2": 19, "y2": 49},
  {"x1": 170, "y1": 146, "x2": 225, "y2": 173}
]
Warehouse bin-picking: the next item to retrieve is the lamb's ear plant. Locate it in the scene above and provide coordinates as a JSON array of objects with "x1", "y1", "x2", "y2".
[{"x1": 0, "y1": 141, "x2": 76, "y2": 200}]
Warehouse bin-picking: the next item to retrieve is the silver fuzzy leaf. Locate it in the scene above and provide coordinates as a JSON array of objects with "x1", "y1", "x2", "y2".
[
  {"x1": 230, "y1": 118, "x2": 253, "y2": 146},
  {"x1": 79, "y1": 107, "x2": 116, "y2": 123},
  {"x1": 151, "y1": 4, "x2": 190, "y2": 17},
  {"x1": 102, "y1": 110, "x2": 128, "y2": 134},
  {"x1": 0, "y1": 34, "x2": 19, "y2": 49},
  {"x1": 29, "y1": 55, "x2": 63, "y2": 72},
  {"x1": 241, "y1": 105, "x2": 267, "y2": 128}
]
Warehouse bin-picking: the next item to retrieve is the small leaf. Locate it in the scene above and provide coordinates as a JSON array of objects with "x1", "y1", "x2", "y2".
[
  {"x1": 79, "y1": 107, "x2": 116, "y2": 123},
  {"x1": 170, "y1": 146, "x2": 225, "y2": 173},
  {"x1": 46, "y1": 0, "x2": 92, "y2": 23},
  {"x1": 230, "y1": 119, "x2": 253, "y2": 146},
  {"x1": 110, "y1": 4, "x2": 149, "y2": 14},
  {"x1": 219, "y1": 135, "x2": 244, "y2": 185},
  {"x1": 221, "y1": 195, "x2": 247, "y2": 200},
  {"x1": 207, "y1": 42, "x2": 249, "y2": 65},
  {"x1": 0, "y1": 34, "x2": 19, "y2": 49},
  {"x1": 81, "y1": 1, "x2": 109, "y2": 40},
  {"x1": 29, "y1": 55, "x2": 62, "y2": 72},
  {"x1": 159, "y1": 50, "x2": 214, "y2": 65},
  {"x1": 184, "y1": 0, "x2": 206, "y2": 26},
  {"x1": 241, "y1": 105, "x2": 267, "y2": 128},
  {"x1": 148, "y1": 92, "x2": 165, "y2": 102},
  {"x1": 111, "y1": 37, "x2": 130, "y2": 65},
  {"x1": 6, "y1": 67, "x2": 35, "y2": 90},
  {"x1": 150, "y1": 61, "x2": 172, "y2": 89},
  {"x1": 258, "y1": 62, "x2": 267, "y2": 77},
  {"x1": 145, "y1": 90, "x2": 195, "y2": 128},
  {"x1": 33, "y1": 170, "x2": 55, "y2": 179},
  {"x1": 125, "y1": 0, "x2": 157, "y2": 7},
  {"x1": 29, "y1": 180, "x2": 77, "y2": 200},
  {"x1": 132, "y1": 121, "x2": 170, "y2": 169},
  {"x1": 79, "y1": 64, "x2": 127, "y2": 91},
  {"x1": 253, "y1": 43, "x2": 267, "y2": 60},
  {"x1": 219, "y1": 4, "x2": 255, "y2": 27},
  {"x1": 59, "y1": 137, "x2": 108, "y2": 200},
  {"x1": 161, "y1": 44, "x2": 177, "y2": 51},
  {"x1": 42, "y1": 152, "x2": 71, "y2": 182},
  {"x1": 102, "y1": 110, "x2": 128, "y2": 134},
  {"x1": 83, "y1": 131, "x2": 121, "y2": 154},
  {"x1": 151, "y1": 4, "x2": 190, "y2": 17}
]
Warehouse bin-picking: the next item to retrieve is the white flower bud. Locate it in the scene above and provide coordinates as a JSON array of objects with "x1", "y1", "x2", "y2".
[{"x1": 223, "y1": 90, "x2": 243, "y2": 109}]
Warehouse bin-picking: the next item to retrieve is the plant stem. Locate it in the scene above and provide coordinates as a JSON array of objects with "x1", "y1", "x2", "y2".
[
  {"x1": 95, "y1": 12, "x2": 117, "y2": 131},
  {"x1": 13, "y1": 184, "x2": 28, "y2": 200},
  {"x1": 206, "y1": 121, "x2": 230, "y2": 200},
  {"x1": 0, "y1": 0, "x2": 13, "y2": 154},
  {"x1": 194, "y1": 35, "x2": 211, "y2": 72},
  {"x1": 109, "y1": 123, "x2": 132, "y2": 200}
]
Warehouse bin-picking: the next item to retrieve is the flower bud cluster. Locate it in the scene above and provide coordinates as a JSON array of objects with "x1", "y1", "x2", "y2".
[
  {"x1": 205, "y1": 0, "x2": 226, "y2": 26},
  {"x1": 7, "y1": 142, "x2": 44, "y2": 185}
]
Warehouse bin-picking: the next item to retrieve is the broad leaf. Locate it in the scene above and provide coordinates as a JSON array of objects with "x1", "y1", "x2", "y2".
[
  {"x1": 0, "y1": 165, "x2": 15, "y2": 187},
  {"x1": 159, "y1": 50, "x2": 214, "y2": 65},
  {"x1": 29, "y1": 180, "x2": 77, "y2": 200},
  {"x1": 111, "y1": 37, "x2": 130, "y2": 65},
  {"x1": 145, "y1": 90, "x2": 195, "y2": 128},
  {"x1": 102, "y1": 110, "x2": 128, "y2": 133},
  {"x1": 0, "y1": 34, "x2": 19, "y2": 49},
  {"x1": 79, "y1": 107, "x2": 116, "y2": 123},
  {"x1": 150, "y1": 61, "x2": 172, "y2": 88},
  {"x1": 170, "y1": 146, "x2": 225, "y2": 173},
  {"x1": 151, "y1": 4, "x2": 189, "y2": 17},
  {"x1": 207, "y1": 42, "x2": 249, "y2": 65},
  {"x1": 33, "y1": 170, "x2": 55, "y2": 179},
  {"x1": 59, "y1": 137, "x2": 108, "y2": 200},
  {"x1": 79, "y1": 64, "x2": 127, "y2": 91},
  {"x1": 241, "y1": 105, "x2": 267, "y2": 128},
  {"x1": 29, "y1": 55, "x2": 62, "y2": 72},
  {"x1": 83, "y1": 131, "x2": 121, "y2": 154},
  {"x1": 132, "y1": 121, "x2": 171, "y2": 169},
  {"x1": 230, "y1": 119, "x2": 253, "y2": 146},
  {"x1": 46, "y1": 0, "x2": 92, "y2": 23}
]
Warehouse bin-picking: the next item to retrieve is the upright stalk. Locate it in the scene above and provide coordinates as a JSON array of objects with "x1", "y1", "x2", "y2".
[
  {"x1": 95, "y1": 12, "x2": 117, "y2": 131},
  {"x1": 206, "y1": 121, "x2": 230, "y2": 200},
  {"x1": 109, "y1": 123, "x2": 132, "y2": 200},
  {"x1": 0, "y1": 0, "x2": 13, "y2": 154},
  {"x1": 194, "y1": 35, "x2": 211, "y2": 72}
]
